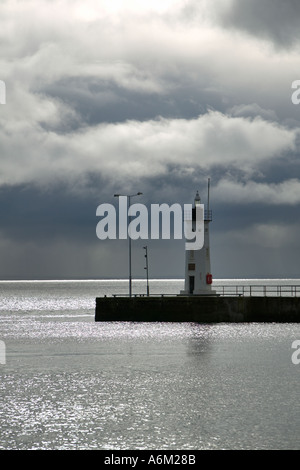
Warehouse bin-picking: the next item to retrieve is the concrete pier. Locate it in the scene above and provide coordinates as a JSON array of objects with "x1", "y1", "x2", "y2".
[{"x1": 95, "y1": 295, "x2": 300, "y2": 323}]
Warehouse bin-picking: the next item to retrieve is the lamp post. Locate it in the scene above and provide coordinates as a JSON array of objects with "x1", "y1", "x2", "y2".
[
  {"x1": 114, "y1": 192, "x2": 143, "y2": 297},
  {"x1": 143, "y1": 246, "x2": 149, "y2": 296}
]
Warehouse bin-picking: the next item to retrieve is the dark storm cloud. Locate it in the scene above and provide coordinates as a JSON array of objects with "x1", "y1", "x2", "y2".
[
  {"x1": 0, "y1": 0, "x2": 300, "y2": 279},
  {"x1": 0, "y1": 183, "x2": 97, "y2": 242},
  {"x1": 218, "y1": 0, "x2": 300, "y2": 48},
  {"x1": 43, "y1": 78, "x2": 203, "y2": 126},
  {"x1": 42, "y1": 72, "x2": 230, "y2": 128}
]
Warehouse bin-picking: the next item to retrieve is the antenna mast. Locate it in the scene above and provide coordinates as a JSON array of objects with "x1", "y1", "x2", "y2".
[{"x1": 207, "y1": 177, "x2": 210, "y2": 212}]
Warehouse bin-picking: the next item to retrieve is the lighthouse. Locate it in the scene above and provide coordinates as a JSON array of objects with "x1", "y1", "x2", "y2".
[{"x1": 180, "y1": 180, "x2": 216, "y2": 296}]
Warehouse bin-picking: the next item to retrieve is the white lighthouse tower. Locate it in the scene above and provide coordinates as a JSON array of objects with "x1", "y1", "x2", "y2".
[{"x1": 181, "y1": 180, "x2": 216, "y2": 296}]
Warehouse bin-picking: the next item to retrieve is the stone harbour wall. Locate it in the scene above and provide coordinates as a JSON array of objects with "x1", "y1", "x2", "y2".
[{"x1": 95, "y1": 296, "x2": 300, "y2": 323}]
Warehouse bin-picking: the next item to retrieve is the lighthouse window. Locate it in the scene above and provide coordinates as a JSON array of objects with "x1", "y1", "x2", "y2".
[{"x1": 188, "y1": 263, "x2": 195, "y2": 271}]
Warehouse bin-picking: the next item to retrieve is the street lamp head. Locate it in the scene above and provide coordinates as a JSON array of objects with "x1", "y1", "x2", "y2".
[{"x1": 114, "y1": 192, "x2": 142, "y2": 197}]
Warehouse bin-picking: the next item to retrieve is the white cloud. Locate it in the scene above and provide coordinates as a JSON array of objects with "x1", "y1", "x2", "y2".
[
  {"x1": 213, "y1": 178, "x2": 300, "y2": 205},
  {"x1": 0, "y1": 110, "x2": 297, "y2": 187},
  {"x1": 1, "y1": 0, "x2": 300, "y2": 280},
  {"x1": 2, "y1": 0, "x2": 299, "y2": 103},
  {"x1": 228, "y1": 103, "x2": 278, "y2": 121},
  {"x1": 0, "y1": 2, "x2": 299, "y2": 200}
]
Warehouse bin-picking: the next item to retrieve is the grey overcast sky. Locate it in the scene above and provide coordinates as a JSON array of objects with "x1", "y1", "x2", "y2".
[{"x1": 0, "y1": 0, "x2": 300, "y2": 280}]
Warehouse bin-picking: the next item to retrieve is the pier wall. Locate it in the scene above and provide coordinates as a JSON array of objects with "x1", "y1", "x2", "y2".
[{"x1": 95, "y1": 296, "x2": 300, "y2": 323}]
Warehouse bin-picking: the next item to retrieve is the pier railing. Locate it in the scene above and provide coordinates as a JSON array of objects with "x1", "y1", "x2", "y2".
[
  {"x1": 111, "y1": 285, "x2": 300, "y2": 298},
  {"x1": 215, "y1": 285, "x2": 300, "y2": 297}
]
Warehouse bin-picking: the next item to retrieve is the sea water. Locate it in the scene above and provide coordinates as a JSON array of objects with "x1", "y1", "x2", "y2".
[{"x1": 0, "y1": 279, "x2": 299, "y2": 450}]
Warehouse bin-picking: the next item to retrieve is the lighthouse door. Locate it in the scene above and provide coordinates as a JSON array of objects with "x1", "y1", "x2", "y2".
[{"x1": 189, "y1": 276, "x2": 195, "y2": 294}]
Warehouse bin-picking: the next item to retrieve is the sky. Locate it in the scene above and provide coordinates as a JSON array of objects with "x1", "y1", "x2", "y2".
[{"x1": 0, "y1": 0, "x2": 300, "y2": 280}]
